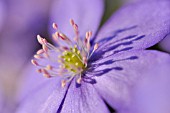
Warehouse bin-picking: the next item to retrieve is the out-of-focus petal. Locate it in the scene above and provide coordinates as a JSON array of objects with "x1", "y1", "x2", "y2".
[
  {"x1": 0, "y1": 0, "x2": 53, "y2": 111},
  {"x1": 49, "y1": 0, "x2": 104, "y2": 41},
  {"x1": 58, "y1": 80, "x2": 109, "y2": 113},
  {"x1": 0, "y1": 0, "x2": 53, "y2": 62},
  {"x1": 17, "y1": 64, "x2": 51, "y2": 101},
  {"x1": 95, "y1": 0, "x2": 170, "y2": 50},
  {"x1": 87, "y1": 50, "x2": 170, "y2": 112},
  {"x1": 0, "y1": 1, "x2": 6, "y2": 32},
  {"x1": 0, "y1": 87, "x2": 3, "y2": 112},
  {"x1": 16, "y1": 77, "x2": 67, "y2": 113}
]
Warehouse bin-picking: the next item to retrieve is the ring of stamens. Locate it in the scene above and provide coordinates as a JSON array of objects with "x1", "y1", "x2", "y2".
[{"x1": 31, "y1": 19, "x2": 98, "y2": 87}]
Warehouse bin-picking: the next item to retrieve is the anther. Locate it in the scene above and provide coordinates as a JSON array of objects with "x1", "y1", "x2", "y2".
[
  {"x1": 42, "y1": 45, "x2": 48, "y2": 52},
  {"x1": 52, "y1": 23, "x2": 58, "y2": 30},
  {"x1": 36, "y1": 49, "x2": 44, "y2": 55},
  {"x1": 41, "y1": 69, "x2": 51, "y2": 78},
  {"x1": 34, "y1": 54, "x2": 43, "y2": 59},
  {"x1": 31, "y1": 60, "x2": 39, "y2": 66},
  {"x1": 43, "y1": 74, "x2": 51, "y2": 78},
  {"x1": 88, "y1": 31, "x2": 92, "y2": 37},
  {"x1": 61, "y1": 80, "x2": 66, "y2": 87},
  {"x1": 76, "y1": 76, "x2": 82, "y2": 84},
  {"x1": 46, "y1": 65, "x2": 53, "y2": 70},
  {"x1": 52, "y1": 34, "x2": 58, "y2": 43},
  {"x1": 70, "y1": 19, "x2": 75, "y2": 26},
  {"x1": 36, "y1": 69, "x2": 42, "y2": 73},
  {"x1": 83, "y1": 57, "x2": 87, "y2": 67},
  {"x1": 42, "y1": 38, "x2": 47, "y2": 44},
  {"x1": 37, "y1": 35, "x2": 44, "y2": 45},
  {"x1": 43, "y1": 53, "x2": 49, "y2": 58},
  {"x1": 74, "y1": 24, "x2": 78, "y2": 31},
  {"x1": 59, "y1": 33, "x2": 68, "y2": 40},
  {"x1": 94, "y1": 43, "x2": 99, "y2": 51}
]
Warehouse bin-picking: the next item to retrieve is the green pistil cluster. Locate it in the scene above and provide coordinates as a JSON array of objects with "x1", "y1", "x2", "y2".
[{"x1": 60, "y1": 46, "x2": 85, "y2": 73}]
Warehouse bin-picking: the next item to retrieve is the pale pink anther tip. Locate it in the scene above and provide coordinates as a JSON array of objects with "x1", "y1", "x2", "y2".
[
  {"x1": 46, "y1": 65, "x2": 53, "y2": 70},
  {"x1": 31, "y1": 59, "x2": 39, "y2": 66},
  {"x1": 37, "y1": 35, "x2": 44, "y2": 44},
  {"x1": 89, "y1": 31, "x2": 92, "y2": 37},
  {"x1": 36, "y1": 69, "x2": 42, "y2": 73},
  {"x1": 76, "y1": 77, "x2": 82, "y2": 84},
  {"x1": 37, "y1": 49, "x2": 44, "y2": 55},
  {"x1": 43, "y1": 74, "x2": 51, "y2": 78},
  {"x1": 52, "y1": 23, "x2": 58, "y2": 30},
  {"x1": 55, "y1": 32, "x2": 60, "y2": 37},
  {"x1": 42, "y1": 38, "x2": 47, "y2": 44},
  {"x1": 61, "y1": 80, "x2": 66, "y2": 87},
  {"x1": 42, "y1": 45, "x2": 48, "y2": 52},
  {"x1": 37, "y1": 35, "x2": 41, "y2": 41},
  {"x1": 70, "y1": 19, "x2": 74, "y2": 26},
  {"x1": 94, "y1": 43, "x2": 99, "y2": 50},
  {"x1": 74, "y1": 24, "x2": 78, "y2": 31}
]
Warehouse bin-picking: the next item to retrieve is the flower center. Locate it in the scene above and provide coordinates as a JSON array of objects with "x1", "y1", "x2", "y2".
[
  {"x1": 60, "y1": 45, "x2": 85, "y2": 73},
  {"x1": 31, "y1": 19, "x2": 98, "y2": 87}
]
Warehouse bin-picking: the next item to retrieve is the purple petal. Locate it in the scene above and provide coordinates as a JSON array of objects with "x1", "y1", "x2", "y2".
[
  {"x1": 0, "y1": 88, "x2": 3, "y2": 112},
  {"x1": 17, "y1": 64, "x2": 51, "y2": 101},
  {"x1": 59, "y1": 80, "x2": 110, "y2": 113},
  {"x1": 49, "y1": 0, "x2": 104, "y2": 41},
  {"x1": 0, "y1": 0, "x2": 53, "y2": 101},
  {"x1": 0, "y1": 1, "x2": 6, "y2": 32},
  {"x1": 95, "y1": 0, "x2": 170, "y2": 50},
  {"x1": 16, "y1": 77, "x2": 67, "y2": 113},
  {"x1": 88, "y1": 50, "x2": 170, "y2": 112},
  {"x1": 119, "y1": 65, "x2": 170, "y2": 113},
  {"x1": 0, "y1": 0, "x2": 52, "y2": 63}
]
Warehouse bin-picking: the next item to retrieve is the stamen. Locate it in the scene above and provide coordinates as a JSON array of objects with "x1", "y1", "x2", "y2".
[
  {"x1": 83, "y1": 57, "x2": 87, "y2": 67},
  {"x1": 36, "y1": 69, "x2": 42, "y2": 73},
  {"x1": 34, "y1": 54, "x2": 43, "y2": 59},
  {"x1": 70, "y1": 19, "x2": 74, "y2": 26},
  {"x1": 32, "y1": 19, "x2": 99, "y2": 87},
  {"x1": 94, "y1": 43, "x2": 99, "y2": 51},
  {"x1": 52, "y1": 23, "x2": 58, "y2": 30},
  {"x1": 42, "y1": 45, "x2": 48, "y2": 52},
  {"x1": 61, "y1": 80, "x2": 66, "y2": 87},
  {"x1": 46, "y1": 65, "x2": 53, "y2": 70},
  {"x1": 37, "y1": 35, "x2": 44, "y2": 44},
  {"x1": 36, "y1": 49, "x2": 44, "y2": 55},
  {"x1": 88, "y1": 43, "x2": 99, "y2": 59},
  {"x1": 76, "y1": 74, "x2": 82, "y2": 84},
  {"x1": 31, "y1": 60, "x2": 39, "y2": 66},
  {"x1": 41, "y1": 69, "x2": 51, "y2": 78}
]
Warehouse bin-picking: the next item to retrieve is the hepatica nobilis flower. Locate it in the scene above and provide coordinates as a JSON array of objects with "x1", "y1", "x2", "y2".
[{"x1": 17, "y1": 0, "x2": 170, "y2": 113}]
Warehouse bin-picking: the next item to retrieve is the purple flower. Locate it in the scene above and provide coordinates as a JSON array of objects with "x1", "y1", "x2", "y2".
[{"x1": 16, "y1": 0, "x2": 170, "y2": 113}]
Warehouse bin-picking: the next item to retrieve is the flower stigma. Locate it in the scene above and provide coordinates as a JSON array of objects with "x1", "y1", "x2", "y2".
[{"x1": 31, "y1": 19, "x2": 98, "y2": 87}]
